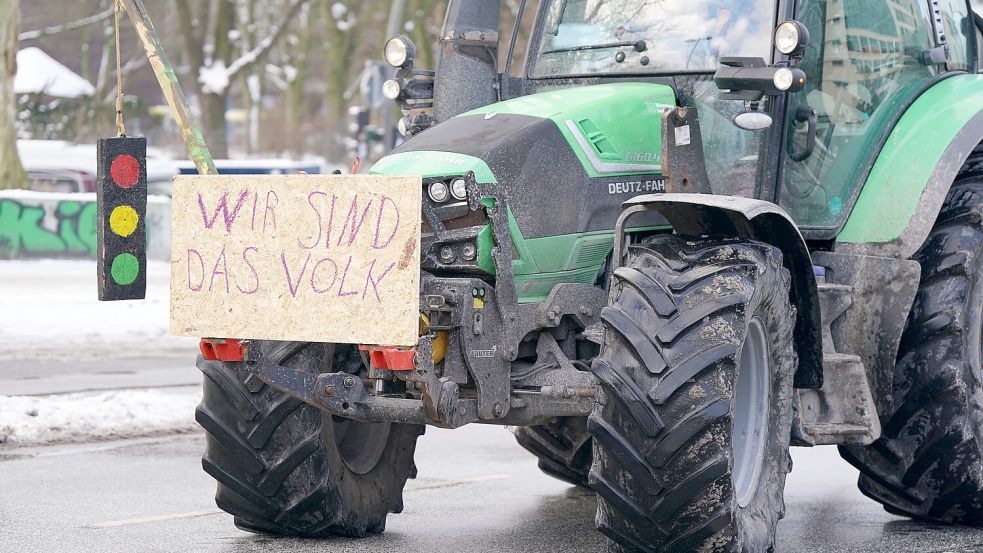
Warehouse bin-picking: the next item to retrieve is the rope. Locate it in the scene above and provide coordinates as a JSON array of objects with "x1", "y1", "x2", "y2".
[{"x1": 114, "y1": 0, "x2": 126, "y2": 137}]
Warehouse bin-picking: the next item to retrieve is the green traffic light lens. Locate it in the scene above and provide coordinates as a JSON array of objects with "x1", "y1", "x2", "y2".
[{"x1": 110, "y1": 253, "x2": 140, "y2": 285}]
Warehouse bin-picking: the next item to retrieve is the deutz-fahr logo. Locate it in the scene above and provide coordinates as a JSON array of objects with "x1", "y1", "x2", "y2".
[{"x1": 608, "y1": 179, "x2": 665, "y2": 195}]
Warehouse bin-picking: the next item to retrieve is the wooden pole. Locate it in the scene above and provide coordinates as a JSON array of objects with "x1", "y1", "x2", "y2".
[{"x1": 118, "y1": 0, "x2": 218, "y2": 175}]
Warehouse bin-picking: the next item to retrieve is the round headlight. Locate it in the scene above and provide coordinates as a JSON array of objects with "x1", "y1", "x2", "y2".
[
  {"x1": 450, "y1": 178, "x2": 467, "y2": 201},
  {"x1": 397, "y1": 116, "x2": 408, "y2": 137},
  {"x1": 384, "y1": 36, "x2": 413, "y2": 68},
  {"x1": 382, "y1": 79, "x2": 402, "y2": 101},
  {"x1": 428, "y1": 181, "x2": 449, "y2": 203},
  {"x1": 461, "y1": 242, "x2": 477, "y2": 261},
  {"x1": 773, "y1": 67, "x2": 794, "y2": 91},
  {"x1": 775, "y1": 20, "x2": 808, "y2": 56}
]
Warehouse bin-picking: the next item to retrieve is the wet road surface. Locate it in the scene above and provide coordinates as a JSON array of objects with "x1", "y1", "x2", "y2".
[{"x1": 2, "y1": 424, "x2": 983, "y2": 553}]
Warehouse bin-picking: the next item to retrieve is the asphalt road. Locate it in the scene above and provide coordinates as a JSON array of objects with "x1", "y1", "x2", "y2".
[
  {"x1": 0, "y1": 355, "x2": 199, "y2": 396},
  {"x1": 3, "y1": 425, "x2": 983, "y2": 553}
]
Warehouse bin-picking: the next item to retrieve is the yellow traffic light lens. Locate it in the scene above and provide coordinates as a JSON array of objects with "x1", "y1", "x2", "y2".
[{"x1": 109, "y1": 205, "x2": 140, "y2": 237}]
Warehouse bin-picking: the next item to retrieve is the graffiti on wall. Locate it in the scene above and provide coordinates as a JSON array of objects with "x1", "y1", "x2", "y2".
[{"x1": 0, "y1": 199, "x2": 98, "y2": 258}]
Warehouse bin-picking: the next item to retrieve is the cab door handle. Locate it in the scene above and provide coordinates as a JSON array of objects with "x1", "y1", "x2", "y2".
[{"x1": 789, "y1": 105, "x2": 817, "y2": 162}]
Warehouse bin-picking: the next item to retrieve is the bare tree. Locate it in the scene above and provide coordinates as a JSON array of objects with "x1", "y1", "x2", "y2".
[
  {"x1": 18, "y1": 6, "x2": 115, "y2": 41},
  {"x1": 11, "y1": 0, "x2": 453, "y2": 162},
  {"x1": 0, "y1": 0, "x2": 27, "y2": 190},
  {"x1": 173, "y1": 0, "x2": 308, "y2": 159}
]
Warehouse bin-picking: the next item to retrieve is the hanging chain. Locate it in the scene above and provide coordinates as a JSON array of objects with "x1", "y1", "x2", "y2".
[{"x1": 114, "y1": 0, "x2": 126, "y2": 137}]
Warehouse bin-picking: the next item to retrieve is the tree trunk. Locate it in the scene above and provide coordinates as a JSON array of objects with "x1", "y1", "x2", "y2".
[
  {"x1": 0, "y1": 0, "x2": 27, "y2": 190},
  {"x1": 200, "y1": 91, "x2": 229, "y2": 159},
  {"x1": 286, "y1": 5, "x2": 312, "y2": 158}
]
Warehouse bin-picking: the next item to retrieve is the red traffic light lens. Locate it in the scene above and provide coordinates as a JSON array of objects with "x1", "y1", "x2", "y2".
[{"x1": 110, "y1": 154, "x2": 140, "y2": 188}]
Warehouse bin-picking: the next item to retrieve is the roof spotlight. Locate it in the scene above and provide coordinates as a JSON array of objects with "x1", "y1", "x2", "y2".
[
  {"x1": 384, "y1": 36, "x2": 415, "y2": 68},
  {"x1": 775, "y1": 20, "x2": 809, "y2": 58}
]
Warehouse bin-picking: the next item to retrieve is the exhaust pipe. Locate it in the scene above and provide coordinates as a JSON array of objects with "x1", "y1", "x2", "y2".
[{"x1": 432, "y1": 0, "x2": 501, "y2": 123}]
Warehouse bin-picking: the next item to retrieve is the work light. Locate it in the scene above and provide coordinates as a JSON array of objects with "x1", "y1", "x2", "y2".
[
  {"x1": 382, "y1": 79, "x2": 402, "y2": 101},
  {"x1": 775, "y1": 20, "x2": 809, "y2": 57},
  {"x1": 384, "y1": 36, "x2": 415, "y2": 68},
  {"x1": 773, "y1": 67, "x2": 794, "y2": 91}
]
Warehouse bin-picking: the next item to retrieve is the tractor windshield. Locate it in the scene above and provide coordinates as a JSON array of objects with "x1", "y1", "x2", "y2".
[{"x1": 529, "y1": 0, "x2": 776, "y2": 77}]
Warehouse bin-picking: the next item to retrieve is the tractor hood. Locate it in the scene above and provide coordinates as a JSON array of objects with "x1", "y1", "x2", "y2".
[
  {"x1": 381, "y1": 82, "x2": 676, "y2": 180},
  {"x1": 372, "y1": 82, "x2": 676, "y2": 241}
]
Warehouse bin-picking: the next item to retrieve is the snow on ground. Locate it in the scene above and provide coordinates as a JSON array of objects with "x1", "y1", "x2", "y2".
[
  {"x1": 0, "y1": 259, "x2": 197, "y2": 361},
  {"x1": 0, "y1": 260, "x2": 203, "y2": 447},
  {"x1": 0, "y1": 387, "x2": 200, "y2": 447}
]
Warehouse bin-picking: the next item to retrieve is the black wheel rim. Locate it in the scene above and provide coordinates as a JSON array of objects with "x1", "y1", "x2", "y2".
[{"x1": 332, "y1": 416, "x2": 392, "y2": 475}]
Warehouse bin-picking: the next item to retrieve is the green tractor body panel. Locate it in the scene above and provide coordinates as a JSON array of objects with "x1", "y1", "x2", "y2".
[
  {"x1": 371, "y1": 151, "x2": 497, "y2": 182},
  {"x1": 836, "y1": 74, "x2": 983, "y2": 251},
  {"x1": 370, "y1": 83, "x2": 676, "y2": 303},
  {"x1": 464, "y1": 83, "x2": 675, "y2": 178}
]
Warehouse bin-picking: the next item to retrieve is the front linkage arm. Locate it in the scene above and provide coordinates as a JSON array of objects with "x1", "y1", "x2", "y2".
[{"x1": 238, "y1": 343, "x2": 430, "y2": 425}]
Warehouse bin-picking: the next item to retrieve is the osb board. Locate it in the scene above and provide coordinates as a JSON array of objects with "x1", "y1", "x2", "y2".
[{"x1": 170, "y1": 174, "x2": 422, "y2": 346}]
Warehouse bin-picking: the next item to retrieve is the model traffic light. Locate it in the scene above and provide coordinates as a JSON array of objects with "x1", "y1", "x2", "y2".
[{"x1": 96, "y1": 137, "x2": 147, "y2": 301}]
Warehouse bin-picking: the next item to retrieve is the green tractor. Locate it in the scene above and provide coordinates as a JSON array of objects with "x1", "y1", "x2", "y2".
[{"x1": 196, "y1": 0, "x2": 983, "y2": 550}]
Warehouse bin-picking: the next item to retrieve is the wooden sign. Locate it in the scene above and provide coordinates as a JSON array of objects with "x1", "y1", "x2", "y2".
[{"x1": 169, "y1": 175, "x2": 422, "y2": 346}]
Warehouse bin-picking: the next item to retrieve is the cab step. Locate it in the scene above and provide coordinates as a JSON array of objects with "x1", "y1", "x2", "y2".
[{"x1": 794, "y1": 281, "x2": 881, "y2": 446}]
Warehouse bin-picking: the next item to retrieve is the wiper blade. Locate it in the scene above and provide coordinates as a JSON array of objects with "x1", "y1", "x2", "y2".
[{"x1": 543, "y1": 39, "x2": 647, "y2": 55}]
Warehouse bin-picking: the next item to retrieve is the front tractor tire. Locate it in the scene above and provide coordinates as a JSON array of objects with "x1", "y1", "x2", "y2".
[
  {"x1": 197, "y1": 341, "x2": 423, "y2": 537},
  {"x1": 840, "y1": 176, "x2": 983, "y2": 524},
  {"x1": 589, "y1": 236, "x2": 796, "y2": 552}
]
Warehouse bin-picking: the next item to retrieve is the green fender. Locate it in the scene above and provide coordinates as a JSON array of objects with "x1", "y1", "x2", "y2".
[{"x1": 836, "y1": 74, "x2": 983, "y2": 258}]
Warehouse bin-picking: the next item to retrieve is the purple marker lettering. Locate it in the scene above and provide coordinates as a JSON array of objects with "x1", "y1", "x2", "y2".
[
  {"x1": 280, "y1": 252, "x2": 310, "y2": 297},
  {"x1": 208, "y1": 245, "x2": 230, "y2": 293},
  {"x1": 310, "y1": 257, "x2": 339, "y2": 294},
  {"x1": 237, "y1": 246, "x2": 260, "y2": 294},
  {"x1": 263, "y1": 190, "x2": 279, "y2": 233},
  {"x1": 324, "y1": 194, "x2": 337, "y2": 248},
  {"x1": 372, "y1": 195, "x2": 400, "y2": 249},
  {"x1": 299, "y1": 192, "x2": 328, "y2": 249},
  {"x1": 337, "y1": 195, "x2": 374, "y2": 247},
  {"x1": 336, "y1": 255, "x2": 359, "y2": 297},
  {"x1": 362, "y1": 259, "x2": 395, "y2": 302},
  {"x1": 250, "y1": 191, "x2": 258, "y2": 231},
  {"x1": 198, "y1": 188, "x2": 249, "y2": 232},
  {"x1": 187, "y1": 249, "x2": 205, "y2": 291}
]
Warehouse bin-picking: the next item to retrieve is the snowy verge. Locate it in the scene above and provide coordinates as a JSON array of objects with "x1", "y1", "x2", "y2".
[
  {"x1": 0, "y1": 387, "x2": 201, "y2": 447},
  {"x1": 0, "y1": 259, "x2": 198, "y2": 361}
]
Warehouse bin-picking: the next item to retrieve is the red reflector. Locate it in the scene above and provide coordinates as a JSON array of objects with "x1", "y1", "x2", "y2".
[
  {"x1": 358, "y1": 345, "x2": 416, "y2": 371},
  {"x1": 199, "y1": 338, "x2": 245, "y2": 362}
]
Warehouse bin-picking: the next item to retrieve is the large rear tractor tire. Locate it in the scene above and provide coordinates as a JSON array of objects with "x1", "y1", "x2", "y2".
[
  {"x1": 515, "y1": 417, "x2": 592, "y2": 487},
  {"x1": 197, "y1": 341, "x2": 423, "y2": 537},
  {"x1": 840, "y1": 177, "x2": 983, "y2": 524},
  {"x1": 589, "y1": 236, "x2": 796, "y2": 552}
]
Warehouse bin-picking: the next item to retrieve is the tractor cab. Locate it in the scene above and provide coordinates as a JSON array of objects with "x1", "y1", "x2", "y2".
[
  {"x1": 518, "y1": 0, "x2": 979, "y2": 236},
  {"x1": 385, "y1": 0, "x2": 981, "y2": 240}
]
